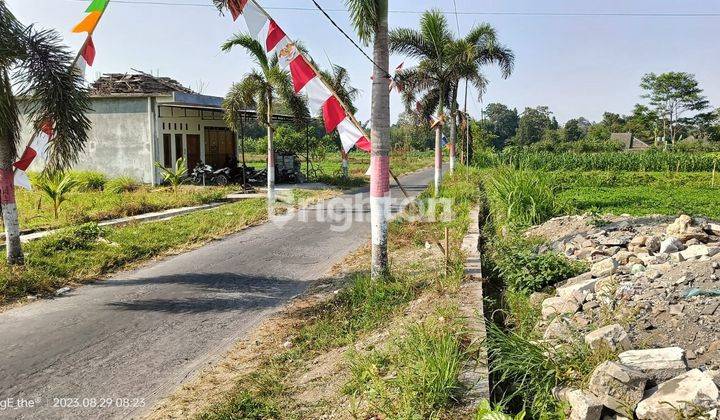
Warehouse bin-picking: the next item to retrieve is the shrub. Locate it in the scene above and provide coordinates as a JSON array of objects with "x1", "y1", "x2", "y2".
[
  {"x1": 34, "y1": 223, "x2": 104, "y2": 255},
  {"x1": 105, "y1": 176, "x2": 140, "y2": 194},
  {"x1": 474, "y1": 400, "x2": 525, "y2": 420},
  {"x1": 72, "y1": 171, "x2": 107, "y2": 191},
  {"x1": 486, "y1": 166, "x2": 560, "y2": 231},
  {"x1": 491, "y1": 236, "x2": 587, "y2": 294}
]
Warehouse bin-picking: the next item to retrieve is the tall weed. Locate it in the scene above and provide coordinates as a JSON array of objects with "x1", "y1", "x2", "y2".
[{"x1": 486, "y1": 167, "x2": 559, "y2": 231}]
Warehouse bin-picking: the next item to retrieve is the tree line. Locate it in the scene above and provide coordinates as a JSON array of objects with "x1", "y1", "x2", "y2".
[{"x1": 472, "y1": 72, "x2": 720, "y2": 151}]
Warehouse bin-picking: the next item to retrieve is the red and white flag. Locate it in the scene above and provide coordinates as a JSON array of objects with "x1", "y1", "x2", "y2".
[
  {"x1": 289, "y1": 55, "x2": 333, "y2": 116},
  {"x1": 74, "y1": 37, "x2": 96, "y2": 78},
  {"x1": 14, "y1": 123, "x2": 53, "y2": 190},
  {"x1": 232, "y1": 0, "x2": 368, "y2": 153}
]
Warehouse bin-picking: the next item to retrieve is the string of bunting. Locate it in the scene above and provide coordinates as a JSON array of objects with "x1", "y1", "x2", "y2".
[
  {"x1": 226, "y1": 0, "x2": 371, "y2": 153},
  {"x1": 13, "y1": 0, "x2": 111, "y2": 190}
]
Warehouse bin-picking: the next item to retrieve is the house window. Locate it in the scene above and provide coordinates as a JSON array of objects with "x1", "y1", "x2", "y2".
[
  {"x1": 175, "y1": 134, "x2": 183, "y2": 162},
  {"x1": 163, "y1": 133, "x2": 172, "y2": 167}
]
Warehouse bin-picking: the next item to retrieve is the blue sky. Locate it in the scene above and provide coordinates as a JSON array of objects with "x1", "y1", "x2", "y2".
[{"x1": 8, "y1": 0, "x2": 720, "y2": 124}]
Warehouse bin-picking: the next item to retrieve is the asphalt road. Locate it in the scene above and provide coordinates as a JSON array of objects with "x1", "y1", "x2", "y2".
[{"x1": 0, "y1": 167, "x2": 438, "y2": 419}]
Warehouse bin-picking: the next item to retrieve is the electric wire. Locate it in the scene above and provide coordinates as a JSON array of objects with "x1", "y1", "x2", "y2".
[{"x1": 64, "y1": 1, "x2": 720, "y2": 18}]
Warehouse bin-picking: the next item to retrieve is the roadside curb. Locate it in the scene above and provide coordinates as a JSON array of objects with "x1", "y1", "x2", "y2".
[{"x1": 458, "y1": 206, "x2": 490, "y2": 406}]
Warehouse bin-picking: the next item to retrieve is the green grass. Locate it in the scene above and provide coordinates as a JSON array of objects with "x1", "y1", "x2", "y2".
[
  {"x1": 559, "y1": 185, "x2": 720, "y2": 219},
  {"x1": 11, "y1": 185, "x2": 232, "y2": 233},
  {"x1": 0, "y1": 199, "x2": 267, "y2": 304},
  {"x1": 344, "y1": 305, "x2": 467, "y2": 419}
]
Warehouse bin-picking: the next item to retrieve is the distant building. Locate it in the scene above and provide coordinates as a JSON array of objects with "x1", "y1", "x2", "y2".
[
  {"x1": 20, "y1": 71, "x2": 294, "y2": 185},
  {"x1": 610, "y1": 132, "x2": 651, "y2": 152}
]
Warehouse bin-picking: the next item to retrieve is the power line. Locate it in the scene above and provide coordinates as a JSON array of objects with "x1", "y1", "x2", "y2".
[
  {"x1": 64, "y1": 1, "x2": 720, "y2": 18},
  {"x1": 310, "y1": 0, "x2": 391, "y2": 79}
]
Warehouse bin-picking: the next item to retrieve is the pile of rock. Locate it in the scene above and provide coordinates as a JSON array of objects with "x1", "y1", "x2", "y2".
[{"x1": 527, "y1": 214, "x2": 720, "y2": 419}]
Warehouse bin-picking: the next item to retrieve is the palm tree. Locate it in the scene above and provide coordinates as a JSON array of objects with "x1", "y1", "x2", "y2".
[
  {"x1": 0, "y1": 3, "x2": 91, "y2": 264},
  {"x1": 222, "y1": 35, "x2": 307, "y2": 203},
  {"x1": 449, "y1": 24, "x2": 514, "y2": 168},
  {"x1": 345, "y1": 0, "x2": 390, "y2": 278},
  {"x1": 391, "y1": 12, "x2": 514, "y2": 181},
  {"x1": 390, "y1": 10, "x2": 455, "y2": 196},
  {"x1": 319, "y1": 64, "x2": 359, "y2": 178}
]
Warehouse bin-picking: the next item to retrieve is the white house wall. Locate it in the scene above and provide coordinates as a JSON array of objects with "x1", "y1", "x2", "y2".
[{"x1": 20, "y1": 97, "x2": 153, "y2": 182}]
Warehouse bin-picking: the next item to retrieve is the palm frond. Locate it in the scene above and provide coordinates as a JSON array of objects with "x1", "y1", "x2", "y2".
[
  {"x1": 222, "y1": 34, "x2": 269, "y2": 71},
  {"x1": 16, "y1": 27, "x2": 91, "y2": 171},
  {"x1": 419, "y1": 9, "x2": 452, "y2": 60},
  {"x1": 344, "y1": 0, "x2": 387, "y2": 45},
  {"x1": 269, "y1": 65, "x2": 309, "y2": 123},
  {"x1": 389, "y1": 28, "x2": 431, "y2": 58}
]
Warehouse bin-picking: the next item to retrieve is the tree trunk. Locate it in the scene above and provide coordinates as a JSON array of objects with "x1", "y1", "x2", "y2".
[
  {"x1": 341, "y1": 149, "x2": 349, "y2": 178},
  {"x1": 434, "y1": 85, "x2": 444, "y2": 197},
  {"x1": 0, "y1": 167, "x2": 23, "y2": 265},
  {"x1": 266, "y1": 95, "x2": 275, "y2": 204},
  {"x1": 449, "y1": 86, "x2": 458, "y2": 173},
  {"x1": 370, "y1": 3, "x2": 390, "y2": 279}
]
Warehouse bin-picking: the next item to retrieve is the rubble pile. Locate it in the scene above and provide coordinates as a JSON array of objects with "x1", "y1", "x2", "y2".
[{"x1": 527, "y1": 214, "x2": 720, "y2": 419}]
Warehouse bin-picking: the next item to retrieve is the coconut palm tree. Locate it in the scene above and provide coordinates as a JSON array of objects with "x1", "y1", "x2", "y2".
[
  {"x1": 344, "y1": 0, "x2": 390, "y2": 278},
  {"x1": 449, "y1": 24, "x2": 514, "y2": 167},
  {"x1": 390, "y1": 10, "x2": 455, "y2": 196},
  {"x1": 0, "y1": 2, "x2": 91, "y2": 264},
  {"x1": 319, "y1": 64, "x2": 359, "y2": 178},
  {"x1": 221, "y1": 35, "x2": 307, "y2": 203}
]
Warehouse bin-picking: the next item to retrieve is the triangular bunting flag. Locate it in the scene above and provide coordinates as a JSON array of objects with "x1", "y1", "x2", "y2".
[{"x1": 73, "y1": 12, "x2": 101, "y2": 33}]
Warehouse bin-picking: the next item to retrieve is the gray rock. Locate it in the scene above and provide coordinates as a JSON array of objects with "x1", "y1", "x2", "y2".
[
  {"x1": 635, "y1": 369, "x2": 719, "y2": 420},
  {"x1": 584, "y1": 324, "x2": 632, "y2": 352},
  {"x1": 680, "y1": 244, "x2": 719, "y2": 260},
  {"x1": 706, "y1": 222, "x2": 720, "y2": 236},
  {"x1": 659, "y1": 237, "x2": 683, "y2": 254},
  {"x1": 55, "y1": 287, "x2": 72, "y2": 296},
  {"x1": 591, "y1": 258, "x2": 619, "y2": 278},
  {"x1": 630, "y1": 264, "x2": 645, "y2": 275},
  {"x1": 588, "y1": 361, "x2": 647, "y2": 416},
  {"x1": 669, "y1": 251, "x2": 685, "y2": 263},
  {"x1": 666, "y1": 214, "x2": 693, "y2": 236},
  {"x1": 618, "y1": 347, "x2": 688, "y2": 384},
  {"x1": 542, "y1": 297, "x2": 580, "y2": 319},
  {"x1": 645, "y1": 236, "x2": 661, "y2": 253},
  {"x1": 554, "y1": 387, "x2": 604, "y2": 420},
  {"x1": 543, "y1": 318, "x2": 576, "y2": 342},
  {"x1": 557, "y1": 278, "x2": 598, "y2": 300}
]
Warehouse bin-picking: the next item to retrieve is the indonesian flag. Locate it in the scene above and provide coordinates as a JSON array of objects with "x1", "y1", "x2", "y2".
[
  {"x1": 14, "y1": 123, "x2": 53, "y2": 190},
  {"x1": 234, "y1": 0, "x2": 368, "y2": 153},
  {"x1": 74, "y1": 37, "x2": 96, "y2": 78},
  {"x1": 289, "y1": 55, "x2": 332, "y2": 116}
]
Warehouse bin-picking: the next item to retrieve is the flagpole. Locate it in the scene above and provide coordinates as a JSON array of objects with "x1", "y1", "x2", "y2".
[{"x1": 16, "y1": 0, "x2": 112, "y2": 178}]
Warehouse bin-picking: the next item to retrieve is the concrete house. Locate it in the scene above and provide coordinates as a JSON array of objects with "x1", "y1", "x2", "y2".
[{"x1": 22, "y1": 72, "x2": 238, "y2": 185}]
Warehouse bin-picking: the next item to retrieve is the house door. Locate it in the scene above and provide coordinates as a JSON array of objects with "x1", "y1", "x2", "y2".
[
  {"x1": 204, "y1": 127, "x2": 236, "y2": 169},
  {"x1": 186, "y1": 134, "x2": 201, "y2": 170}
]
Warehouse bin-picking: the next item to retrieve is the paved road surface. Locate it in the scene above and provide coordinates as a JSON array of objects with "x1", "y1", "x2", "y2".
[{"x1": 0, "y1": 167, "x2": 438, "y2": 419}]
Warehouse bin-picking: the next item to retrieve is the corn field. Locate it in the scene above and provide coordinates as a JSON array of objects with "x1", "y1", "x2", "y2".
[{"x1": 479, "y1": 150, "x2": 720, "y2": 172}]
